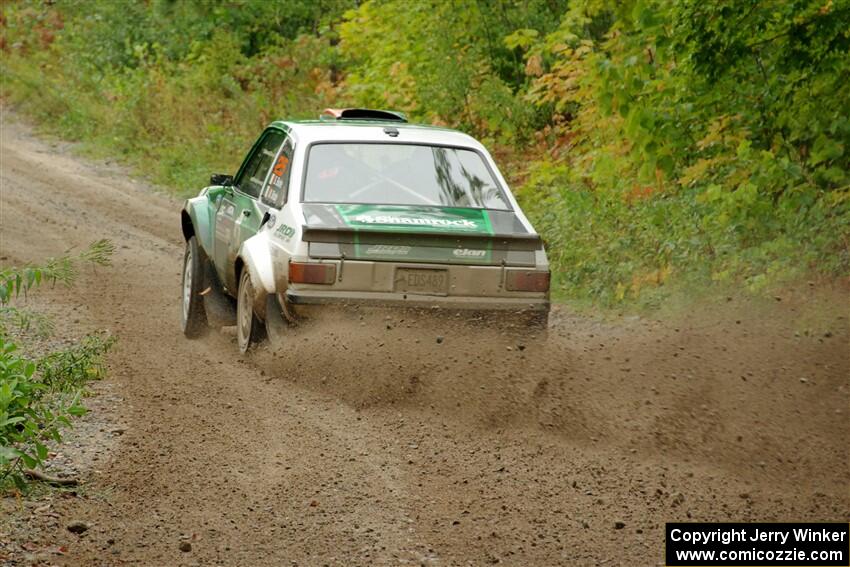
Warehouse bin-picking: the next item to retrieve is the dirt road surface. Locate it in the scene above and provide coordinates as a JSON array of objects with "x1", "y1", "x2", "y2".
[{"x1": 1, "y1": 112, "x2": 848, "y2": 566}]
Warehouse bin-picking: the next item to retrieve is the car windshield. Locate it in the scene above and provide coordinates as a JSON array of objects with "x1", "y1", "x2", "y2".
[{"x1": 303, "y1": 143, "x2": 510, "y2": 210}]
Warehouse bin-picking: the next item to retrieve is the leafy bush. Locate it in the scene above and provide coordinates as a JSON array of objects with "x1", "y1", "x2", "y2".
[
  {"x1": 0, "y1": 1, "x2": 347, "y2": 191},
  {"x1": 0, "y1": 242, "x2": 114, "y2": 490},
  {"x1": 1, "y1": 0, "x2": 847, "y2": 304},
  {"x1": 514, "y1": 0, "x2": 850, "y2": 301},
  {"x1": 1, "y1": 339, "x2": 83, "y2": 489},
  {"x1": 38, "y1": 333, "x2": 115, "y2": 392}
]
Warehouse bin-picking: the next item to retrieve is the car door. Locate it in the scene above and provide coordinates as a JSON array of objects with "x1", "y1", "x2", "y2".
[{"x1": 214, "y1": 128, "x2": 286, "y2": 291}]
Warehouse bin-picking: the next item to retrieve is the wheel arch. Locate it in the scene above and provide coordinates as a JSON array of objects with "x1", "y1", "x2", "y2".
[
  {"x1": 181, "y1": 198, "x2": 215, "y2": 256},
  {"x1": 235, "y1": 234, "x2": 277, "y2": 320},
  {"x1": 234, "y1": 256, "x2": 245, "y2": 287},
  {"x1": 181, "y1": 210, "x2": 195, "y2": 241}
]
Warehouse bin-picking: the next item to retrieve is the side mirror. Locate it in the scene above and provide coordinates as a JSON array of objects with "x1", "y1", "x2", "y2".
[{"x1": 210, "y1": 173, "x2": 233, "y2": 186}]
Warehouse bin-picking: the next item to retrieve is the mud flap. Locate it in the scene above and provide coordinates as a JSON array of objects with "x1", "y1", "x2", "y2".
[
  {"x1": 203, "y1": 262, "x2": 237, "y2": 326},
  {"x1": 265, "y1": 294, "x2": 290, "y2": 348}
]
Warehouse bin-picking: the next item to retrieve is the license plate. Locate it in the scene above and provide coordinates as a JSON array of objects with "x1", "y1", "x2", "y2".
[{"x1": 395, "y1": 268, "x2": 449, "y2": 295}]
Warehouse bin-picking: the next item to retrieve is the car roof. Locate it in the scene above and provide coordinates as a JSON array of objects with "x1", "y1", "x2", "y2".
[{"x1": 268, "y1": 120, "x2": 486, "y2": 150}]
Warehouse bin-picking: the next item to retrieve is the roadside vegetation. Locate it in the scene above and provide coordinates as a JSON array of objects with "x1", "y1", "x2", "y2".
[
  {"x1": 1, "y1": 0, "x2": 847, "y2": 305},
  {"x1": 0, "y1": 241, "x2": 114, "y2": 491}
]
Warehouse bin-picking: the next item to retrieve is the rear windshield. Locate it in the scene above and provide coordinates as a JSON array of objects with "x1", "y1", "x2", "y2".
[{"x1": 303, "y1": 143, "x2": 510, "y2": 210}]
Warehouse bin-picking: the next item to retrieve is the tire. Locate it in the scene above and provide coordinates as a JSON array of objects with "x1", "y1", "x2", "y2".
[
  {"x1": 181, "y1": 236, "x2": 208, "y2": 338},
  {"x1": 265, "y1": 294, "x2": 290, "y2": 350},
  {"x1": 236, "y1": 269, "x2": 264, "y2": 354}
]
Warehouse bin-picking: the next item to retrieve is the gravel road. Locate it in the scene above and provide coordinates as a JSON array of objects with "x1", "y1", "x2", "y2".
[{"x1": 1, "y1": 112, "x2": 847, "y2": 566}]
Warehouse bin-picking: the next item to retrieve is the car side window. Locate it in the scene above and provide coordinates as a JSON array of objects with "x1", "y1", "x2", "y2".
[
  {"x1": 261, "y1": 138, "x2": 294, "y2": 208},
  {"x1": 234, "y1": 130, "x2": 286, "y2": 199}
]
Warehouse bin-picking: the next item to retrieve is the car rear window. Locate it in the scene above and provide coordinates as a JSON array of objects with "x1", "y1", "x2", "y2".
[{"x1": 303, "y1": 143, "x2": 510, "y2": 210}]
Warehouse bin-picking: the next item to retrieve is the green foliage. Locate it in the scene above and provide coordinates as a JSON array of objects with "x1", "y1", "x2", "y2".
[
  {"x1": 1, "y1": 339, "x2": 84, "y2": 491},
  {"x1": 0, "y1": 243, "x2": 114, "y2": 491},
  {"x1": 518, "y1": 0, "x2": 850, "y2": 301},
  {"x1": 38, "y1": 333, "x2": 115, "y2": 392},
  {"x1": 1, "y1": 0, "x2": 847, "y2": 304},
  {"x1": 0, "y1": 339, "x2": 57, "y2": 486},
  {"x1": 1, "y1": 1, "x2": 346, "y2": 191},
  {"x1": 338, "y1": 0, "x2": 563, "y2": 144},
  {"x1": 0, "y1": 334, "x2": 113, "y2": 491},
  {"x1": 0, "y1": 308, "x2": 54, "y2": 338},
  {"x1": 0, "y1": 240, "x2": 113, "y2": 339},
  {"x1": 0, "y1": 239, "x2": 113, "y2": 304}
]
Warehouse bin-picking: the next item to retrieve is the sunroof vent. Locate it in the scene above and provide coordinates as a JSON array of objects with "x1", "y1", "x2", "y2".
[{"x1": 320, "y1": 108, "x2": 408, "y2": 123}]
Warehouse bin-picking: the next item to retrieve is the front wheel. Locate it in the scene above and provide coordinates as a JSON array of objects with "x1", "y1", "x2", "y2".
[
  {"x1": 236, "y1": 269, "x2": 264, "y2": 354},
  {"x1": 181, "y1": 236, "x2": 208, "y2": 338}
]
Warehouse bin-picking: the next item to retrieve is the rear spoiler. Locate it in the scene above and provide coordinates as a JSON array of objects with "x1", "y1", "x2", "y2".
[
  {"x1": 301, "y1": 226, "x2": 543, "y2": 251},
  {"x1": 320, "y1": 108, "x2": 408, "y2": 122}
]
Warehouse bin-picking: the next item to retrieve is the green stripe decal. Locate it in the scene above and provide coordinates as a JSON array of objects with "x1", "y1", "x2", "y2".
[
  {"x1": 353, "y1": 225, "x2": 360, "y2": 258},
  {"x1": 481, "y1": 210, "x2": 494, "y2": 258},
  {"x1": 481, "y1": 210, "x2": 494, "y2": 236}
]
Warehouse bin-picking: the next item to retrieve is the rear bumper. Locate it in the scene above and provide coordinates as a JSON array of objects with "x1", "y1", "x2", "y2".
[{"x1": 285, "y1": 289, "x2": 549, "y2": 312}]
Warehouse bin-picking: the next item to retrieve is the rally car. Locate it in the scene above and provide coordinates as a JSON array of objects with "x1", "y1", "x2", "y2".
[{"x1": 180, "y1": 108, "x2": 550, "y2": 352}]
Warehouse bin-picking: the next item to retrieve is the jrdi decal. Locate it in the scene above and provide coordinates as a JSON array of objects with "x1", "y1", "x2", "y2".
[{"x1": 275, "y1": 223, "x2": 295, "y2": 241}]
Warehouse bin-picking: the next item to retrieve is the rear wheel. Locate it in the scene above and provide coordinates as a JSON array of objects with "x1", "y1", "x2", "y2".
[
  {"x1": 236, "y1": 269, "x2": 264, "y2": 353},
  {"x1": 181, "y1": 237, "x2": 208, "y2": 338}
]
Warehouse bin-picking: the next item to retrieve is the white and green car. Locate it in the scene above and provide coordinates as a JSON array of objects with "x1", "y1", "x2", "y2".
[{"x1": 180, "y1": 109, "x2": 550, "y2": 352}]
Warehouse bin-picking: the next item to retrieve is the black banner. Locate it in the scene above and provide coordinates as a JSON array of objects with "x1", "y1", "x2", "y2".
[{"x1": 666, "y1": 523, "x2": 849, "y2": 566}]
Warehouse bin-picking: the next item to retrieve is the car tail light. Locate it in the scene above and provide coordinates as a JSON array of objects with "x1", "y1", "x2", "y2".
[
  {"x1": 505, "y1": 270, "x2": 550, "y2": 292},
  {"x1": 289, "y1": 261, "x2": 336, "y2": 284}
]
